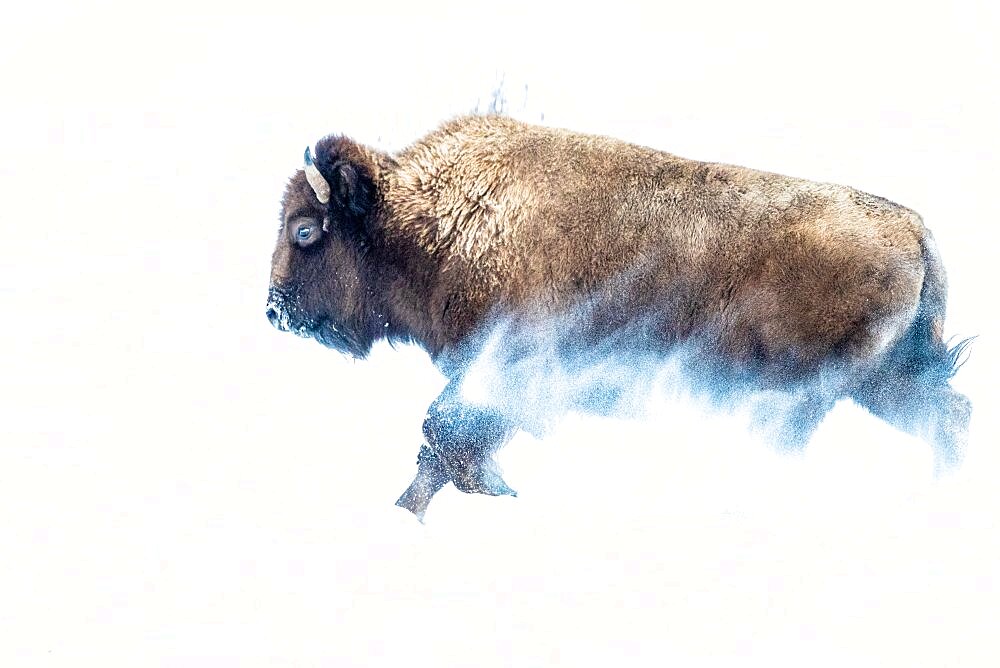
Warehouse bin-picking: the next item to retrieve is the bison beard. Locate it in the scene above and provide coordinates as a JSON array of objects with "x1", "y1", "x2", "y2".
[{"x1": 267, "y1": 115, "x2": 972, "y2": 521}]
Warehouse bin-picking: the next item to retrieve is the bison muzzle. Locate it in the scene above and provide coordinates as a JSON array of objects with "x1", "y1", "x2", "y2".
[{"x1": 266, "y1": 115, "x2": 972, "y2": 521}]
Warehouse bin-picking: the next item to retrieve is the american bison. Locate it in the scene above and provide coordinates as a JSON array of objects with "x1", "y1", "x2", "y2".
[{"x1": 266, "y1": 115, "x2": 971, "y2": 520}]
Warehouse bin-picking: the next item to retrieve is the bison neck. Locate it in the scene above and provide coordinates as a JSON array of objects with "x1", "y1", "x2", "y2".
[{"x1": 361, "y1": 217, "x2": 484, "y2": 362}]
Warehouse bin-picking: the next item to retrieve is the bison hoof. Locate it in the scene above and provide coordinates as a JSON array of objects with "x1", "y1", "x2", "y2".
[
  {"x1": 395, "y1": 445, "x2": 451, "y2": 522},
  {"x1": 394, "y1": 491, "x2": 430, "y2": 523}
]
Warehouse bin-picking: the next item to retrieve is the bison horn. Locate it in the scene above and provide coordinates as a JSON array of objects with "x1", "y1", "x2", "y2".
[{"x1": 303, "y1": 147, "x2": 331, "y2": 204}]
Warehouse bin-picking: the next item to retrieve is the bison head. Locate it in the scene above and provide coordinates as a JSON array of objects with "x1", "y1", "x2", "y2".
[{"x1": 266, "y1": 137, "x2": 380, "y2": 358}]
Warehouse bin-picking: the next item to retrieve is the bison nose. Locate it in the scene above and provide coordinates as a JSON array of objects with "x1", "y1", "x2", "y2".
[
  {"x1": 266, "y1": 304, "x2": 280, "y2": 327},
  {"x1": 266, "y1": 287, "x2": 289, "y2": 331}
]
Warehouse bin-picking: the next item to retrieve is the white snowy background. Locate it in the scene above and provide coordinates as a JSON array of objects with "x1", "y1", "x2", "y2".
[{"x1": 2, "y1": 1, "x2": 998, "y2": 665}]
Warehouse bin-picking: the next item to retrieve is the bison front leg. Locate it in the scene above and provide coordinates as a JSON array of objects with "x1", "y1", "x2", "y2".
[
  {"x1": 421, "y1": 391, "x2": 517, "y2": 497},
  {"x1": 395, "y1": 381, "x2": 518, "y2": 520}
]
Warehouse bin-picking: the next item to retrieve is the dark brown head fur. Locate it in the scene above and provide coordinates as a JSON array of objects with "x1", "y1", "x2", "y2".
[{"x1": 267, "y1": 137, "x2": 388, "y2": 357}]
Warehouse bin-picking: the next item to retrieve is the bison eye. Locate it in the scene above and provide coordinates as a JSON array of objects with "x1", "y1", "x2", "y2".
[{"x1": 289, "y1": 217, "x2": 321, "y2": 247}]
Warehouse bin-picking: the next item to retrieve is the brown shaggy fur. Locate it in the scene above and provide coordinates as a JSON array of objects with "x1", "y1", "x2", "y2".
[{"x1": 267, "y1": 115, "x2": 971, "y2": 520}]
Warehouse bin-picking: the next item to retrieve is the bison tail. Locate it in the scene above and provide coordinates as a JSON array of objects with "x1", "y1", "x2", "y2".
[
  {"x1": 918, "y1": 333, "x2": 975, "y2": 383},
  {"x1": 884, "y1": 230, "x2": 973, "y2": 384},
  {"x1": 884, "y1": 320, "x2": 974, "y2": 386}
]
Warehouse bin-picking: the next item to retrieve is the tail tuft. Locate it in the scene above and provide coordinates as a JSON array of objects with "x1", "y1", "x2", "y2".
[
  {"x1": 941, "y1": 335, "x2": 975, "y2": 380},
  {"x1": 881, "y1": 316, "x2": 974, "y2": 386}
]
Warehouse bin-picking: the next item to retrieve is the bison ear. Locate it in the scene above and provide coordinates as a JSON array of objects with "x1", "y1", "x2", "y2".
[{"x1": 332, "y1": 161, "x2": 375, "y2": 221}]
